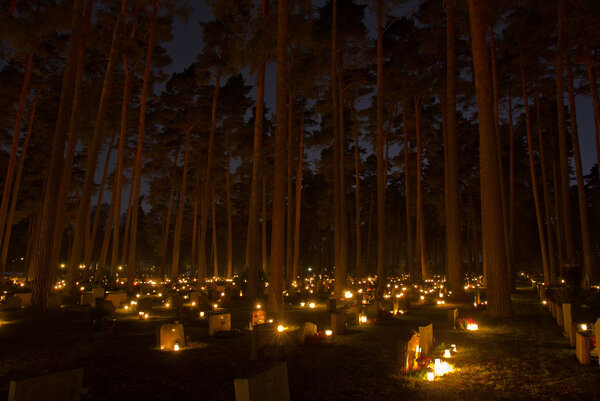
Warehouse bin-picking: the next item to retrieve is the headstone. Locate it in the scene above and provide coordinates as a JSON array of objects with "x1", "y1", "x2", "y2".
[
  {"x1": 330, "y1": 311, "x2": 346, "y2": 335},
  {"x1": 189, "y1": 291, "x2": 201, "y2": 304},
  {"x1": 80, "y1": 292, "x2": 95, "y2": 306},
  {"x1": 398, "y1": 333, "x2": 420, "y2": 374},
  {"x1": 251, "y1": 323, "x2": 277, "y2": 359},
  {"x1": 92, "y1": 288, "x2": 104, "y2": 299},
  {"x1": 2, "y1": 296, "x2": 22, "y2": 310},
  {"x1": 419, "y1": 323, "x2": 434, "y2": 356},
  {"x1": 209, "y1": 313, "x2": 231, "y2": 336},
  {"x1": 234, "y1": 362, "x2": 290, "y2": 401},
  {"x1": 297, "y1": 322, "x2": 317, "y2": 345},
  {"x1": 556, "y1": 303, "x2": 564, "y2": 328},
  {"x1": 137, "y1": 297, "x2": 153, "y2": 313},
  {"x1": 8, "y1": 368, "x2": 83, "y2": 401},
  {"x1": 562, "y1": 303, "x2": 572, "y2": 340},
  {"x1": 575, "y1": 331, "x2": 590, "y2": 365},
  {"x1": 159, "y1": 323, "x2": 185, "y2": 350},
  {"x1": 326, "y1": 298, "x2": 336, "y2": 313},
  {"x1": 106, "y1": 292, "x2": 127, "y2": 308},
  {"x1": 16, "y1": 293, "x2": 32, "y2": 307},
  {"x1": 448, "y1": 309, "x2": 458, "y2": 330},
  {"x1": 251, "y1": 310, "x2": 267, "y2": 326},
  {"x1": 168, "y1": 293, "x2": 184, "y2": 309},
  {"x1": 101, "y1": 300, "x2": 115, "y2": 315},
  {"x1": 47, "y1": 295, "x2": 62, "y2": 309}
]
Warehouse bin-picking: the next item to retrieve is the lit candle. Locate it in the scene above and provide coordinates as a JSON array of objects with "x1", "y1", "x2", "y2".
[
  {"x1": 427, "y1": 372, "x2": 434, "y2": 381},
  {"x1": 444, "y1": 349, "x2": 451, "y2": 358},
  {"x1": 325, "y1": 329, "x2": 333, "y2": 336}
]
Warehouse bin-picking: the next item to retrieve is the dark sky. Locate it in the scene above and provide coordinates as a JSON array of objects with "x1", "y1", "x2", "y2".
[{"x1": 163, "y1": 1, "x2": 598, "y2": 176}]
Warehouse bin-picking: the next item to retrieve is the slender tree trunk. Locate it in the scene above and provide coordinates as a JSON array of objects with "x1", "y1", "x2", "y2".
[
  {"x1": 198, "y1": 71, "x2": 221, "y2": 284},
  {"x1": 468, "y1": 0, "x2": 511, "y2": 316},
  {"x1": 161, "y1": 151, "x2": 179, "y2": 280},
  {"x1": 352, "y1": 102, "x2": 363, "y2": 279},
  {"x1": 582, "y1": 42, "x2": 600, "y2": 179},
  {"x1": 226, "y1": 147, "x2": 233, "y2": 279},
  {"x1": 32, "y1": 0, "x2": 85, "y2": 308},
  {"x1": 95, "y1": 185, "x2": 115, "y2": 280},
  {"x1": 567, "y1": 59, "x2": 593, "y2": 282},
  {"x1": 366, "y1": 192, "x2": 373, "y2": 272},
  {"x1": 403, "y1": 103, "x2": 415, "y2": 279},
  {"x1": 0, "y1": 90, "x2": 38, "y2": 274},
  {"x1": 338, "y1": 66, "x2": 348, "y2": 295},
  {"x1": 0, "y1": 51, "x2": 33, "y2": 250},
  {"x1": 111, "y1": 56, "x2": 135, "y2": 277},
  {"x1": 269, "y1": 0, "x2": 287, "y2": 317},
  {"x1": 262, "y1": 173, "x2": 268, "y2": 274},
  {"x1": 517, "y1": 43, "x2": 551, "y2": 285},
  {"x1": 375, "y1": 0, "x2": 386, "y2": 294},
  {"x1": 292, "y1": 109, "x2": 304, "y2": 282},
  {"x1": 120, "y1": 170, "x2": 135, "y2": 267},
  {"x1": 552, "y1": 157, "x2": 565, "y2": 276},
  {"x1": 191, "y1": 164, "x2": 201, "y2": 275},
  {"x1": 508, "y1": 90, "x2": 515, "y2": 276},
  {"x1": 211, "y1": 188, "x2": 218, "y2": 277},
  {"x1": 446, "y1": 0, "x2": 462, "y2": 296},
  {"x1": 331, "y1": 0, "x2": 342, "y2": 299},
  {"x1": 127, "y1": 0, "x2": 159, "y2": 291},
  {"x1": 555, "y1": 0, "x2": 575, "y2": 266},
  {"x1": 67, "y1": 0, "x2": 123, "y2": 296},
  {"x1": 415, "y1": 95, "x2": 428, "y2": 280},
  {"x1": 286, "y1": 89, "x2": 294, "y2": 283},
  {"x1": 535, "y1": 86, "x2": 557, "y2": 283},
  {"x1": 171, "y1": 127, "x2": 191, "y2": 280}
]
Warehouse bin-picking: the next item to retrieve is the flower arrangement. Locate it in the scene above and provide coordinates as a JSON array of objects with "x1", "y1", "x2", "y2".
[
  {"x1": 416, "y1": 355, "x2": 433, "y2": 369},
  {"x1": 457, "y1": 317, "x2": 478, "y2": 331}
]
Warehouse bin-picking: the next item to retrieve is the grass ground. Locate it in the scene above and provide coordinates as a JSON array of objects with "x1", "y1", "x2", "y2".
[{"x1": 0, "y1": 284, "x2": 598, "y2": 400}]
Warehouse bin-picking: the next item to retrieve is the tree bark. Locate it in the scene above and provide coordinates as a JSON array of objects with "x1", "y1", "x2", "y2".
[
  {"x1": 211, "y1": 188, "x2": 218, "y2": 277},
  {"x1": 338, "y1": 64, "x2": 348, "y2": 295},
  {"x1": 262, "y1": 172, "x2": 268, "y2": 275},
  {"x1": 375, "y1": 0, "x2": 386, "y2": 294},
  {"x1": 352, "y1": 102, "x2": 363, "y2": 278},
  {"x1": 331, "y1": 0, "x2": 342, "y2": 299},
  {"x1": 508, "y1": 90, "x2": 515, "y2": 278},
  {"x1": 161, "y1": 150, "x2": 179, "y2": 280},
  {"x1": 286, "y1": 87, "x2": 294, "y2": 284},
  {"x1": 415, "y1": 95, "x2": 428, "y2": 280},
  {"x1": 582, "y1": 43, "x2": 600, "y2": 180},
  {"x1": 226, "y1": 146, "x2": 233, "y2": 279},
  {"x1": 468, "y1": 0, "x2": 511, "y2": 316},
  {"x1": 171, "y1": 127, "x2": 191, "y2": 280},
  {"x1": 292, "y1": 109, "x2": 304, "y2": 282},
  {"x1": 403, "y1": 102, "x2": 415, "y2": 279}
]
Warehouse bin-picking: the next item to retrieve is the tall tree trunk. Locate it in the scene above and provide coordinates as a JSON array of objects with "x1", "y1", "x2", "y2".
[
  {"x1": 292, "y1": 109, "x2": 304, "y2": 282},
  {"x1": 198, "y1": 71, "x2": 221, "y2": 284},
  {"x1": 582, "y1": 43, "x2": 600, "y2": 179},
  {"x1": 262, "y1": 173, "x2": 268, "y2": 274},
  {"x1": 352, "y1": 102, "x2": 363, "y2": 278},
  {"x1": 27, "y1": 213, "x2": 42, "y2": 281},
  {"x1": 555, "y1": 0, "x2": 575, "y2": 266},
  {"x1": 375, "y1": 0, "x2": 386, "y2": 294},
  {"x1": 120, "y1": 169, "x2": 135, "y2": 268},
  {"x1": 32, "y1": 0, "x2": 85, "y2": 308},
  {"x1": 403, "y1": 103, "x2": 415, "y2": 279},
  {"x1": 161, "y1": 151, "x2": 179, "y2": 280},
  {"x1": 95, "y1": 184, "x2": 115, "y2": 281},
  {"x1": 111, "y1": 56, "x2": 135, "y2": 277},
  {"x1": 286, "y1": 89, "x2": 294, "y2": 283},
  {"x1": 552, "y1": 157, "x2": 565, "y2": 276},
  {"x1": 67, "y1": 0, "x2": 124, "y2": 296},
  {"x1": 0, "y1": 90, "x2": 38, "y2": 274},
  {"x1": 567, "y1": 59, "x2": 593, "y2": 282},
  {"x1": 468, "y1": 0, "x2": 511, "y2": 316},
  {"x1": 508, "y1": 90, "x2": 515, "y2": 277},
  {"x1": 366, "y1": 192, "x2": 373, "y2": 272},
  {"x1": 269, "y1": 0, "x2": 287, "y2": 317},
  {"x1": 518, "y1": 41, "x2": 550, "y2": 285},
  {"x1": 331, "y1": 0, "x2": 342, "y2": 299},
  {"x1": 171, "y1": 127, "x2": 191, "y2": 280},
  {"x1": 226, "y1": 146, "x2": 233, "y2": 279},
  {"x1": 191, "y1": 163, "x2": 201, "y2": 275},
  {"x1": 338, "y1": 66, "x2": 348, "y2": 295},
  {"x1": 535, "y1": 86, "x2": 557, "y2": 283},
  {"x1": 415, "y1": 95, "x2": 428, "y2": 279},
  {"x1": 127, "y1": 0, "x2": 159, "y2": 291},
  {"x1": 211, "y1": 188, "x2": 218, "y2": 277},
  {"x1": 0, "y1": 51, "x2": 33, "y2": 250},
  {"x1": 446, "y1": 0, "x2": 462, "y2": 297}
]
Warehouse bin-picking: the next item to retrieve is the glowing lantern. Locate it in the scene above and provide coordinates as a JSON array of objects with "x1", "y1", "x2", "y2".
[
  {"x1": 580, "y1": 323, "x2": 588, "y2": 331},
  {"x1": 309, "y1": 302, "x2": 315, "y2": 309},
  {"x1": 344, "y1": 291, "x2": 353, "y2": 299},
  {"x1": 277, "y1": 325, "x2": 287, "y2": 332},
  {"x1": 300, "y1": 302, "x2": 305, "y2": 307},
  {"x1": 360, "y1": 315, "x2": 367, "y2": 323},
  {"x1": 325, "y1": 329, "x2": 333, "y2": 336},
  {"x1": 427, "y1": 372, "x2": 435, "y2": 381},
  {"x1": 174, "y1": 342, "x2": 180, "y2": 351},
  {"x1": 199, "y1": 311, "x2": 205, "y2": 318},
  {"x1": 444, "y1": 349, "x2": 451, "y2": 358},
  {"x1": 466, "y1": 323, "x2": 478, "y2": 331},
  {"x1": 256, "y1": 304, "x2": 262, "y2": 309}
]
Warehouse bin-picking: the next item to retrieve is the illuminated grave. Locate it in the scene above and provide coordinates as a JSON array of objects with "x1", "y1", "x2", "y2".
[
  {"x1": 159, "y1": 323, "x2": 185, "y2": 351},
  {"x1": 575, "y1": 331, "x2": 591, "y2": 365},
  {"x1": 106, "y1": 291, "x2": 127, "y2": 309},
  {"x1": 398, "y1": 332, "x2": 420, "y2": 374},
  {"x1": 209, "y1": 313, "x2": 231, "y2": 336},
  {"x1": 251, "y1": 310, "x2": 267, "y2": 327},
  {"x1": 419, "y1": 323, "x2": 433, "y2": 356},
  {"x1": 297, "y1": 322, "x2": 317, "y2": 345}
]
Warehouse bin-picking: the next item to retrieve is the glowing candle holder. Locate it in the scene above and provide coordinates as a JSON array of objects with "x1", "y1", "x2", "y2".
[
  {"x1": 466, "y1": 323, "x2": 478, "y2": 331},
  {"x1": 427, "y1": 372, "x2": 435, "y2": 381},
  {"x1": 444, "y1": 349, "x2": 451, "y2": 358},
  {"x1": 325, "y1": 329, "x2": 333, "y2": 336}
]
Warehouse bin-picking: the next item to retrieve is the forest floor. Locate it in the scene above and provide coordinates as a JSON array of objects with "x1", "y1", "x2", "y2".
[{"x1": 0, "y1": 281, "x2": 599, "y2": 401}]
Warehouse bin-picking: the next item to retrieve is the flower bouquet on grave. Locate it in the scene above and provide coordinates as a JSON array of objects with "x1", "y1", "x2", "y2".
[
  {"x1": 456, "y1": 317, "x2": 478, "y2": 331},
  {"x1": 416, "y1": 355, "x2": 433, "y2": 369}
]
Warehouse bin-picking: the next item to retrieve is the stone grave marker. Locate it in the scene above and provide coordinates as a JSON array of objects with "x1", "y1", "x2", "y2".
[
  {"x1": 251, "y1": 323, "x2": 276, "y2": 359},
  {"x1": 575, "y1": 331, "x2": 590, "y2": 365},
  {"x1": 16, "y1": 293, "x2": 32, "y2": 307},
  {"x1": 137, "y1": 297, "x2": 153, "y2": 313},
  {"x1": 189, "y1": 291, "x2": 201, "y2": 304},
  {"x1": 8, "y1": 368, "x2": 83, "y2": 401},
  {"x1": 326, "y1": 298, "x2": 336, "y2": 312},
  {"x1": 419, "y1": 323, "x2": 433, "y2": 356},
  {"x1": 251, "y1": 310, "x2": 266, "y2": 326},
  {"x1": 168, "y1": 293, "x2": 184, "y2": 309},
  {"x1": 556, "y1": 303, "x2": 564, "y2": 328},
  {"x1": 209, "y1": 313, "x2": 231, "y2": 336},
  {"x1": 92, "y1": 287, "x2": 104, "y2": 299},
  {"x1": 80, "y1": 292, "x2": 95, "y2": 306},
  {"x1": 562, "y1": 303, "x2": 572, "y2": 340},
  {"x1": 2, "y1": 296, "x2": 22, "y2": 310},
  {"x1": 297, "y1": 322, "x2": 317, "y2": 345},
  {"x1": 47, "y1": 295, "x2": 62, "y2": 309},
  {"x1": 330, "y1": 311, "x2": 346, "y2": 335},
  {"x1": 398, "y1": 332, "x2": 420, "y2": 374},
  {"x1": 448, "y1": 309, "x2": 458, "y2": 330},
  {"x1": 105, "y1": 292, "x2": 127, "y2": 309},
  {"x1": 159, "y1": 323, "x2": 185, "y2": 350},
  {"x1": 234, "y1": 362, "x2": 290, "y2": 401}
]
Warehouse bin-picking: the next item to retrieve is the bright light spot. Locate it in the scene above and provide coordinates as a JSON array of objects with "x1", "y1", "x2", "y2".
[
  {"x1": 300, "y1": 302, "x2": 305, "y2": 307},
  {"x1": 213, "y1": 303, "x2": 218, "y2": 309},
  {"x1": 124, "y1": 305, "x2": 129, "y2": 310},
  {"x1": 466, "y1": 323, "x2": 478, "y2": 331},
  {"x1": 309, "y1": 302, "x2": 315, "y2": 309},
  {"x1": 325, "y1": 329, "x2": 333, "y2": 336},
  {"x1": 143, "y1": 313, "x2": 149, "y2": 319},
  {"x1": 256, "y1": 304, "x2": 261, "y2": 309},
  {"x1": 580, "y1": 323, "x2": 588, "y2": 331},
  {"x1": 360, "y1": 315, "x2": 367, "y2": 323},
  {"x1": 277, "y1": 325, "x2": 287, "y2": 332},
  {"x1": 199, "y1": 311, "x2": 205, "y2": 318},
  {"x1": 427, "y1": 372, "x2": 435, "y2": 381},
  {"x1": 165, "y1": 303, "x2": 170, "y2": 308},
  {"x1": 420, "y1": 296, "x2": 425, "y2": 300},
  {"x1": 80, "y1": 287, "x2": 85, "y2": 291},
  {"x1": 191, "y1": 301, "x2": 196, "y2": 306},
  {"x1": 344, "y1": 290, "x2": 353, "y2": 299},
  {"x1": 542, "y1": 300, "x2": 547, "y2": 305},
  {"x1": 434, "y1": 359, "x2": 454, "y2": 376},
  {"x1": 174, "y1": 343, "x2": 180, "y2": 351},
  {"x1": 444, "y1": 349, "x2": 451, "y2": 358}
]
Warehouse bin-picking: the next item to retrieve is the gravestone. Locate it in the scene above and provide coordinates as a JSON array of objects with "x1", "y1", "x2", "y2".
[
  {"x1": 251, "y1": 323, "x2": 276, "y2": 359},
  {"x1": 575, "y1": 331, "x2": 590, "y2": 365},
  {"x1": 92, "y1": 288, "x2": 104, "y2": 299},
  {"x1": 100, "y1": 300, "x2": 115, "y2": 315},
  {"x1": 419, "y1": 323, "x2": 433, "y2": 356},
  {"x1": 330, "y1": 311, "x2": 347, "y2": 335},
  {"x1": 562, "y1": 303, "x2": 572, "y2": 340},
  {"x1": 16, "y1": 293, "x2": 32, "y2": 307},
  {"x1": 234, "y1": 362, "x2": 290, "y2": 401},
  {"x1": 168, "y1": 293, "x2": 184, "y2": 309},
  {"x1": 556, "y1": 303, "x2": 564, "y2": 328},
  {"x1": 8, "y1": 368, "x2": 83, "y2": 401},
  {"x1": 251, "y1": 310, "x2": 267, "y2": 326},
  {"x1": 189, "y1": 291, "x2": 201, "y2": 304},
  {"x1": 209, "y1": 313, "x2": 231, "y2": 336},
  {"x1": 137, "y1": 297, "x2": 153, "y2": 313},
  {"x1": 2, "y1": 296, "x2": 22, "y2": 310},
  {"x1": 105, "y1": 292, "x2": 127, "y2": 309},
  {"x1": 297, "y1": 322, "x2": 317, "y2": 345},
  {"x1": 159, "y1": 323, "x2": 185, "y2": 350},
  {"x1": 80, "y1": 292, "x2": 95, "y2": 306},
  {"x1": 326, "y1": 298, "x2": 336, "y2": 312},
  {"x1": 398, "y1": 332, "x2": 420, "y2": 374},
  {"x1": 448, "y1": 309, "x2": 458, "y2": 330},
  {"x1": 47, "y1": 295, "x2": 62, "y2": 309}
]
